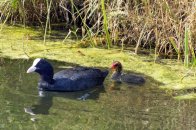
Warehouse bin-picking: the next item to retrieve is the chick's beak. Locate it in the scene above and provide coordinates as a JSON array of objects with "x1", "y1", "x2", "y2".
[{"x1": 110, "y1": 64, "x2": 115, "y2": 71}]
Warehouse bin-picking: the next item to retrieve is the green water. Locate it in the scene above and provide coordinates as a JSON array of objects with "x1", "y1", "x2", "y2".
[{"x1": 0, "y1": 58, "x2": 195, "y2": 130}]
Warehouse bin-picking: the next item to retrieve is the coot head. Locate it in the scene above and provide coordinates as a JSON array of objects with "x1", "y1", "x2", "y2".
[
  {"x1": 27, "y1": 58, "x2": 54, "y2": 83},
  {"x1": 111, "y1": 61, "x2": 122, "y2": 72}
]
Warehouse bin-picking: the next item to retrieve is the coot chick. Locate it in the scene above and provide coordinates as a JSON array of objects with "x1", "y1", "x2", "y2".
[
  {"x1": 111, "y1": 61, "x2": 145, "y2": 85},
  {"x1": 27, "y1": 58, "x2": 108, "y2": 92}
]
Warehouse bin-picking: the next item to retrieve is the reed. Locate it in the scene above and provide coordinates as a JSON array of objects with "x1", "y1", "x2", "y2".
[
  {"x1": 101, "y1": 0, "x2": 111, "y2": 49},
  {"x1": 169, "y1": 37, "x2": 180, "y2": 61},
  {"x1": 184, "y1": 25, "x2": 189, "y2": 67},
  {"x1": 69, "y1": 0, "x2": 95, "y2": 47},
  {"x1": 44, "y1": 0, "x2": 52, "y2": 44}
]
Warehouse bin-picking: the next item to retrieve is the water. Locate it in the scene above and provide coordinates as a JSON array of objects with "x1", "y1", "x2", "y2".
[{"x1": 0, "y1": 58, "x2": 195, "y2": 130}]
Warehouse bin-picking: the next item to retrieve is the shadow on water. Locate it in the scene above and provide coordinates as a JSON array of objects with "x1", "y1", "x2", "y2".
[{"x1": 0, "y1": 57, "x2": 195, "y2": 130}]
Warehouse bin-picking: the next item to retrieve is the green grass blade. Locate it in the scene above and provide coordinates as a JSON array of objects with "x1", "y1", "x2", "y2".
[
  {"x1": 169, "y1": 37, "x2": 178, "y2": 54},
  {"x1": 169, "y1": 37, "x2": 180, "y2": 60},
  {"x1": 191, "y1": 47, "x2": 196, "y2": 66}
]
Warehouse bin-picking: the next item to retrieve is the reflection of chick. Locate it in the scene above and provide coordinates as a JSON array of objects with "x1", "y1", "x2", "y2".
[{"x1": 108, "y1": 82, "x2": 121, "y2": 91}]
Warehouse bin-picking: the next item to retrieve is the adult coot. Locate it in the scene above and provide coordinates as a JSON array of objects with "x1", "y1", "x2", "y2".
[
  {"x1": 27, "y1": 58, "x2": 108, "y2": 92},
  {"x1": 110, "y1": 61, "x2": 145, "y2": 85}
]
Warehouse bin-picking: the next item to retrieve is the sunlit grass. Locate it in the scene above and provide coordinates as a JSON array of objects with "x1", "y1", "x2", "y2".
[{"x1": 174, "y1": 94, "x2": 196, "y2": 100}]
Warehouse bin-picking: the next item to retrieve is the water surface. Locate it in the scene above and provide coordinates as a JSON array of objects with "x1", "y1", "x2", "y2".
[{"x1": 0, "y1": 58, "x2": 195, "y2": 130}]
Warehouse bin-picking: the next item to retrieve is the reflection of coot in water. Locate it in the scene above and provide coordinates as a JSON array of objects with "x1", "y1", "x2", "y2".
[
  {"x1": 110, "y1": 61, "x2": 145, "y2": 85},
  {"x1": 25, "y1": 85, "x2": 105, "y2": 115},
  {"x1": 31, "y1": 94, "x2": 53, "y2": 115},
  {"x1": 27, "y1": 58, "x2": 108, "y2": 92},
  {"x1": 24, "y1": 94, "x2": 53, "y2": 115}
]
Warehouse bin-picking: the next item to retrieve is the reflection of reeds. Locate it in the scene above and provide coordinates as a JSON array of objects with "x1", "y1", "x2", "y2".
[{"x1": 0, "y1": 0, "x2": 196, "y2": 65}]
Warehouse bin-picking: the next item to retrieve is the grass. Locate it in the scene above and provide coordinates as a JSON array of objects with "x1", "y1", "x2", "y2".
[{"x1": 174, "y1": 93, "x2": 196, "y2": 100}]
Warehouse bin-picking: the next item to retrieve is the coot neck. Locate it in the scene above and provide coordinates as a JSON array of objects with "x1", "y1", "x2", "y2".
[
  {"x1": 111, "y1": 71, "x2": 122, "y2": 80},
  {"x1": 40, "y1": 74, "x2": 55, "y2": 84}
]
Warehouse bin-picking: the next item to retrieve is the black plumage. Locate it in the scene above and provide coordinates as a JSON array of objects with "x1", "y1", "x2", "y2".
[
  {"x1": 27, "y1": 58, "x2": 108, "y2": 92},
  {"x1": 111, "y1": 61, "x2": 145, "y2": 85}
]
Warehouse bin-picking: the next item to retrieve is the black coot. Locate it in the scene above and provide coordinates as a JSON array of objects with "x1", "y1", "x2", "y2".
[
  {"x1": 110, "y1": 61, "x2": 145, "y2": 85},
  {"x1": 27, "y1": 58, "x2": 108, "y2": 91}
]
